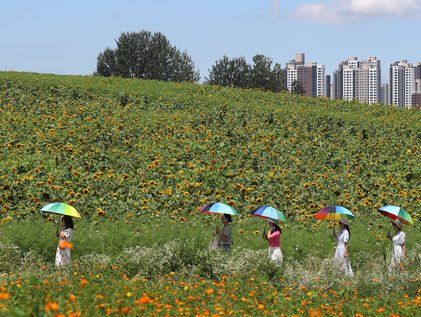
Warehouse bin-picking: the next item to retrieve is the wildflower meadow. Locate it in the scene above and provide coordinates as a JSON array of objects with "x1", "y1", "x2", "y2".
[{"x1": 0, "y1": 72, "x2": 420, "y2": 316}]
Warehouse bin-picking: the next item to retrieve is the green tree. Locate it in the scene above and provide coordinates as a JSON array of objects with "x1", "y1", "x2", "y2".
[
  {"x1": 291, "y1": 80, "x2": 305, "y2": 95},
  {"x1": 206, "y1": 54, "x2": 286, "y2": 92},
  {"x1": 250, "y1": 54, "x2": 286, "y2": 93},
  {"x1": 95, "y1": 31, "x2": 199, "y2": 82},
  {"x1": 205, "y1": 56, "x2": 251, "y2": 88}
]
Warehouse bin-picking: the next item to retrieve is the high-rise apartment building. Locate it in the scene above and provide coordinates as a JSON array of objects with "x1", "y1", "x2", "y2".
[
  {"x1": 286, "y1": 53, "x2": 304, "y2": 92},
  {"x1": 368, "y1": 58, "x2": 381, "y2": 104},
  {"x1": 332, "y1": 57, "x2": 381, "y2": 104},
  {"x1": 415, "y1": 63, "x2": 421, "y2": 92},
  {"x1": 381, "y1": 84, "x2": 390, "y2": 105},
  {"x1": 316, "y1": 64, "x2": 326, "y2": 97},
  {"x1": 326, "y1": 75, "x2": 331, "y2": 99},
  {"x1": 332, "y1": 65, "x2": 344, "y2": 100},
  {"x1": 415, "y1": 63, "x2": 421, "y2": 79},
  {"x1": 342, "y1": 65, "x2": 356, "y2": 101},
  {"x1": 286, "y1": 53, "x2": 326, "y2": 97},
  {"x1": 412, "y1": 93, "x2": 421, "y2": 107},
  {"x1": 389, "y1": 60, "x2": 416, "y2": 108}
]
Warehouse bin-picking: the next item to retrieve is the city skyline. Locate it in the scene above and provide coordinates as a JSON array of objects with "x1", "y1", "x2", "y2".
[
  {"x1": 286, "y1": 52, "x2": 421, "y2": 107},
  {"x1": 1, "y1": 1, "x2": 420, "y2": 81}
]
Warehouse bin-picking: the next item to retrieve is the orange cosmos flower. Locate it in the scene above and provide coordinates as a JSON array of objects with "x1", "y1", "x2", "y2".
[
  {"x1": 68, "y1": 294, "x2": 76, "y2": 302},
  {"x1": 136, "y1": 296, "x2": 152, "y2": 305},
  {"x1": 80, "y1": 278, "x2": 88, "y2": 288},
  {"x1": 308, "y1": 308, "x2": 322, "y2": 317},
  {"x1": 119, "y1": 307, "x2": 131, "y2": 314},
  {"x1": 44, "y1": 301, "x2": 59, "y2": 312},
  {"x1": 0, "y1": 293, "x2": 10, "y2": 300}
]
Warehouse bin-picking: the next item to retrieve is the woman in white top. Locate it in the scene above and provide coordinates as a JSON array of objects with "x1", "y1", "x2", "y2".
[
  {"x1": 55, "y1": 216, "x2": 74, "y2": 267},
  {"x1": 333, "y1": 218, "x2": 354, "y2": 277},
  {"x1": 387, "y1": 219, "x2": 406, "y2": 271}
]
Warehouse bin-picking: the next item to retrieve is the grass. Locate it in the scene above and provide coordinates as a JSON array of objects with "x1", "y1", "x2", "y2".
[{"x1": 1, "y1": 216, "x2": 419, "y2": 261}]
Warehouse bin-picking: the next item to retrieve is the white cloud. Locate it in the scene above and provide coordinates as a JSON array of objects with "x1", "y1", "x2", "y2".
[
  {"x1": 292, "y1": 2, "x2": 342, "y2": 23},
  {"x1": 292, "y1": 0, "x2": 421, "y2": 23}
]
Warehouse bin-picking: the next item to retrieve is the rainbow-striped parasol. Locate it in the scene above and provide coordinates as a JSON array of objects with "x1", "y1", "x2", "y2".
[
  {"x1": 250, "y1": 206, "x2": 287, "y2": 223},
  {"x1": 378, "y1": 205, "x2": 413, "y2": 225},
  {"x1": 41, "y1": 203, "x2": 81, "y2": 218},
  {"x1": 314, "y1": 205, "x2": 354, "y2": 221},
  {"x1": 199, "y1": 202, "x2": 238, "y2": 216}
]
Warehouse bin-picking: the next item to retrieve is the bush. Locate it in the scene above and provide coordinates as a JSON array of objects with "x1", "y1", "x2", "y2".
[{"x1": 0, "y1": 242, "x2": 22, "y2": 273}]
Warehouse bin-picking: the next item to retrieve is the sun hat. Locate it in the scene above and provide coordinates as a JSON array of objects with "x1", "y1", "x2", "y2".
[
  {"x1": 391, "y1": 219, "x2": 403, "y2": 229},
  {"x1": 338, "y1": 218, "x2": 349, "y2": 226}
]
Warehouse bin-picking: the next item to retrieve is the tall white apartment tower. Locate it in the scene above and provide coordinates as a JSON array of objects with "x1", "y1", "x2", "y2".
[
  {"x1": 286, "y1": 68, "x2": 297, "y2": 92},
  {"x1": 389, "y1": 61, "x2": 415, "y2": 108},
  {"x1": 286, "y1": 53, "x2": 304, "y2": 92},
  {"x1": 316, "y1": 64, "x2": 326, "y2": 97},
  {"x1": 342, "y1": 57, "x2": 358, "y2": 101},
  {"x1": 343, "y1": 68, "x2": 355, "y2": 101},
  {"x1": 368, "y1": 57, "x2": 381, "y2": 104}
]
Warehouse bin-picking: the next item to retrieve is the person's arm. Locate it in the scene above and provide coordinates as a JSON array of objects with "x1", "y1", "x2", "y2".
[
  {"x1": 60, "y1": 229, "x2": 71, "y2": 239},
  {"x1": 402, "y1": 244, "x2": 406, "y2": 259},
  {"x1": 219, "y1": 232, "x2": 228, "y2": 242},
  {"x1": 219, "y1": 226, "x2": 230, "y2": 242},
  {"x1": 344, "y1": 242, "x2": 349, "y2": 257},
  {"x1": 262, "y1": 229, "x2": 267, "y2": 240},
  {"x1": 219, "y1": 229, "x2": 228, "y2": 242}
]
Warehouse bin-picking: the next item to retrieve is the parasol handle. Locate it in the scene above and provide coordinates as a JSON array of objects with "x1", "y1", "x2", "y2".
[
  {"x1": 213, "y1": 217, "x2": 219, "y2": 235},
  {"x1": 56, "y1": 218, "x2": 61, "y2": 238},
  {"x1": 262, "y1": 223, "x2": 268, "y2": 240},
  {"x1": 331, "y1": 222, "x2": 337, "y2": 239}
]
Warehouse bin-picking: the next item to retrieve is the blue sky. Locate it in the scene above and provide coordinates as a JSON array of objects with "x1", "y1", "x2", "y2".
[{"x1": 1, "y1": 0, "x2": 420, "y2": 81}]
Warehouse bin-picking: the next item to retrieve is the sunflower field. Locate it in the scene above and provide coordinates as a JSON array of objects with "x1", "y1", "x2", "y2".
[{"x1": 0, "y1": 72, "x2": 420, "y2": 316}]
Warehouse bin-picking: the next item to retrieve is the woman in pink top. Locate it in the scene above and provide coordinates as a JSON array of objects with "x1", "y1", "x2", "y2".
[{"x1": 263, "y1": 220, "x2": 283, "y2": 264}]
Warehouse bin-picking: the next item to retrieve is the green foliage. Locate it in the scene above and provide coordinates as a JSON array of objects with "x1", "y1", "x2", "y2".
[
  {"x1": 95, "y1": 30, "x2": 200, "y2": 82},
  {"x1": 0, "y1": 242, "x2": 21, "y2": 272},
  {"x1": 249, "y1": 54, "x2": 286, "y2": 92},
  {"x1": 206, "y1": 54, "x2": 287, "y2": 92},
  {"x1": 291, "y1": 80, "x2": 305, "y2": 95},
  {"x1": 205, "y1": 55, "x2": 251, "y2": 88}
]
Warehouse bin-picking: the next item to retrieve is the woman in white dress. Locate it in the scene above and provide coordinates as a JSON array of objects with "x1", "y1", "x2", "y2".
[
  {"x1": 387, "y1": 219, "x2": 406, "y2": 272},
  {"x1": 55, "y1": 216, "x2": 74, "y2": 267},
  {"x1": 333, "y1": 218, "x2": 354, "y2": 277}
]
